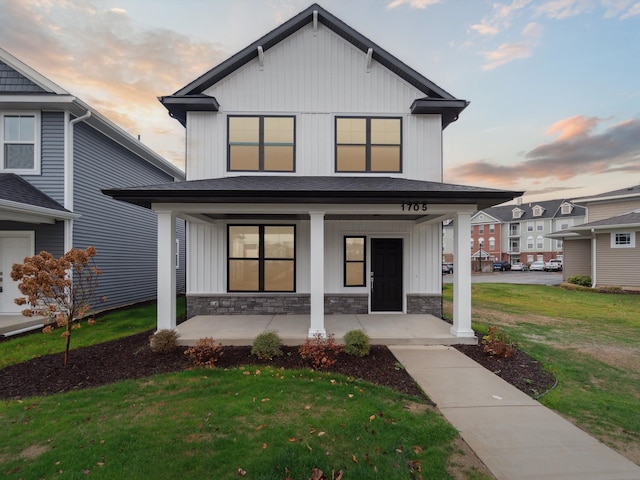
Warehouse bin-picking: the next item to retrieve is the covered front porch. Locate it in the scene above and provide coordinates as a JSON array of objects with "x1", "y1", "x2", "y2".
[
  {"x1": 175, "y1": 312, "x2": 477, "y2": 346},
  {"x1": 103, "y1": 176, "x2": 522, "y2": 343}
]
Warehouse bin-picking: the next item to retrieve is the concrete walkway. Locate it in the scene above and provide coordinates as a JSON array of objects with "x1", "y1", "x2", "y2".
[{"x1": 390, "y1": 345, "x2": 640, "y2": 480}]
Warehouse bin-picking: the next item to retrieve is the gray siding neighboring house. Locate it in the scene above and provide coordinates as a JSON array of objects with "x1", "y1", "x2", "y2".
[
  {"x1": 548, "y1": 185, "x2": 640, "y2": 288},
  {"x1": 0, "y1": 47, "x2": 186, "y2": 315}
]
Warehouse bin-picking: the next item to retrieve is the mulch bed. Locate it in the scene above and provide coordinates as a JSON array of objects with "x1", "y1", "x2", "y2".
[{"x1": 0, "y1": 330, "x2": 555, "y2": 401}]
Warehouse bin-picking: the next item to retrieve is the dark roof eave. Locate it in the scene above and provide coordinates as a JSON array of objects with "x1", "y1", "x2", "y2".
[
  {"x1": 410, "y1": 98, "x2": 470, "y2": 128},
  {"x1": 103, "y1": 189, "x2": 522, "y2": 211},
  {"x1": 158, "y1": 95, "x2": 220, "y2": 127}
]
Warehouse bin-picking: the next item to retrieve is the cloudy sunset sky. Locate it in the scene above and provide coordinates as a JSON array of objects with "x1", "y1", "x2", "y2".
[{"x1": 1, "y1": 0, "x2": 639, "y2": 201}]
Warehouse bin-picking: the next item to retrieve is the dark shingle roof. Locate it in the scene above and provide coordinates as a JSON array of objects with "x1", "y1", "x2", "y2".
[
  {"x1": 0, "y1": 173, "x2": 70, "y2": 212},
  {"x1": 479, "y1": 199, "x2": 585, "y2": 222},
  {"x1": 103, "y1": 176, "x2": 522, "y2": 210}
]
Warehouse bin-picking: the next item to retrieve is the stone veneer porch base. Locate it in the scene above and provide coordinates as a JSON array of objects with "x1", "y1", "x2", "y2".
[{"x1": 186, "y1": 293, "x2": 442, "y2": 318}]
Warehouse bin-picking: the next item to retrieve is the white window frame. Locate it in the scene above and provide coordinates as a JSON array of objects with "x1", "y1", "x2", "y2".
[
  {"x1": 526, "y1": 236, "x2": 534, "y2": 249},
  {"x1": 536, "y1": 235, "x2": 544, "y2": 249},
  {"x1": 512, "y1": 208, "x2": 523, "y2": 219},
  {"x1": 536, "y1": 221, "x2": 544, "y2": 232},
  {"x1": 527, "y1": 222, "x2": 534, "y2": 232},
  {"x1": 0, "y1": 111, "x2": 41, "y2": 175},
  {"x1": 533, "y1": 205, "x2": 544, "y2": 217},
  {"x1": 489, "y1": 237, "x2": 495, "y2": 249},
  {"x1": 611, "y1": 231, "x2": 635, "y2": 249},
  {"x1": 561, "y1": 203, "x2": 573, "y2": 215},
  {"x1": 489, "y1": 223, "x2": 495, "y2": 233}
]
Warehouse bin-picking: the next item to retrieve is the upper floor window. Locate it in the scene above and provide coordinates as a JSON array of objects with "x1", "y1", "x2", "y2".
[
  {"x1": 228, "y1": 116, "x2": 295, "y2": 172},
  {"x1": 489, "y1": 224, "x2": 495, "y2": 233},
  {"x1": 561, "y1": 202, "x2": 573, "y2": 215},
  {"x1": 527, "y1": 222, "x2": 534, "y2": 232},
  {"x1": 536, "y1": 221, "x2": 544, "y2": 232},
  {"x1": 479, "y1": 224, "x2": 484, "y2": 234},
  {"x1": 533, "y1": 205, "x2": 545, "y2": 217},
  {"x1": 512, "y1": 207, "x2": 523, "y2": 219},
  {"x1": 1, "y1": 113, "x2": 40, "y2": 174},
  {"x1": 335, "y1": 117, "x2": 401, "y2": 173}
]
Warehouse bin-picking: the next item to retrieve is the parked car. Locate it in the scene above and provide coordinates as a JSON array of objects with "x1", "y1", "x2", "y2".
[
  {"x1": 444, "y1": 262, "x2": 454, "y2": 273},
  {"x1": 529, "y1": 261, "x2": 545, "y2": 271},
  {"x1": 511, "y1": 262, "x2": 528, "y2": 271},
  {"x1": 442, "y1": 263, "x2": 451, "y2": 274},
  {"x1": 493, "y1": 261, "x2": 511, "y2": 271},
  {"x1": 544, "y1": 259, "x2": 563, "y2": 272}
]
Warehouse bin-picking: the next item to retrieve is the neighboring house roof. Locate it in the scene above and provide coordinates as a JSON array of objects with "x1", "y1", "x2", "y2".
[
  {"x1": 103, "y1": 176, "x2": 522, "y2": 211},
  {"x1": 0, "y1": 173, "x2": 77, "y2": 222},
  {"x1": 572, "y1": 184, "x2": 640, "y2": 204},
  {"x1": 478, "y1": 199, "x2": 585, "y2": 223},
  {"x1": 547, "y1": 209, "x2": 640, "y2": 238},
  {"x1": 159, "y1": 3, "x2": 468, "y2": 128},
  {"x1": 0, "y1": 47, "x2": 185, "y2": 181}
]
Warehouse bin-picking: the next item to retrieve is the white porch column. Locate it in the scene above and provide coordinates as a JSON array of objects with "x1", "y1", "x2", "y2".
[
  {"x1": 451, "y1": 211, "x2": 474, "y2": 337},
  {"x1": 309, "y1": 211, "x2": 326, "y2": 337},
  {"x1": 157, "y1": 209, "x2": 177, "y2": 331}
]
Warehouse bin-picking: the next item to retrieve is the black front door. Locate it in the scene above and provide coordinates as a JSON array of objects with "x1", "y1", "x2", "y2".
[{"x1": 370, "y1": 238, "x2": 403, "y2": 312}]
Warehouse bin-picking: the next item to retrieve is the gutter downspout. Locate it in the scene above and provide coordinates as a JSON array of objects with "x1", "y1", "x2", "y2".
[
  {"x1": 591, "y1": 228, "x2": 597, "y2": 288},
  {"x1": 64, "y1": 110, "x2": 91, "y2": 252}
]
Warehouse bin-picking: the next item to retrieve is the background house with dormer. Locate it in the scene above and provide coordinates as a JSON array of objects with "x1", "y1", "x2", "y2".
[
  {"x1": 0, "y1": 47, "x2": 185, "y2": 320},
  {"x1": 548, "y1": 184, "x2": 640, "y2": 287},
  {"x1": 443, "y1": 198, "x2": 585, "y2": 266},
  {"x1": 104, "y1": 3, "x2": 520, "y2": 340}
]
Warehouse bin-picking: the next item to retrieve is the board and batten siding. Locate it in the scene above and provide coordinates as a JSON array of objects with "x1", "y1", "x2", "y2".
[
  {"x1": 188, "y1": 218, "x2": 441, "y2": 299},
  {"x1": 562, "y1": 238, "x2": 591, "y2": 281},
  {"x1": 595, "y1": 232, "x2": 640, "y2": 287},
  {"x1": 73, "y1": 123, "x2": 185, "y2": 310},
  {"x1": 22, "y1": 112, "x2": 65, "y2": 205},
  {"x1": 586, "y1": 199, "x2": 640, "y2": 223},
  {"x1": 185, "y1": 22, "x2": 443, "y2": 182}
]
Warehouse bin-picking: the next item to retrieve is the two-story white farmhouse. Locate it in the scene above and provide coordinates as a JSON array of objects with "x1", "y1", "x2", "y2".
[{"x1": 105, "y1": 4, "x2": 520, "y2": 339}]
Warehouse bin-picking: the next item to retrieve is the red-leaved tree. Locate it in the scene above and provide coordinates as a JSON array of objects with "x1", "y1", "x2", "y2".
[{"x1": 11, "y1": 247, "x2": 103, "y2": 366}]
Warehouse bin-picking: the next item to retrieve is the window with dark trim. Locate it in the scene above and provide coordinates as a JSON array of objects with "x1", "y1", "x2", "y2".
[
  {"x1": 344, "y1": 236, "x2": 366, "y2": 287},
  {"x1": 228, "y1": 225, "x2": 295, "y2": 292},
  {"x1": 335, "y1": 117, "x2": 401, "y2": 172},
  {"x1": 228, "y1": 115, "x2": 295, "y2": 172}
]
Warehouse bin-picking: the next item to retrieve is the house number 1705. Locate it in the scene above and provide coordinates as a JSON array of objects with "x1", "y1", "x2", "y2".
[{"x1": 401, "y1": 202, "x2": 428, "y2": 212}]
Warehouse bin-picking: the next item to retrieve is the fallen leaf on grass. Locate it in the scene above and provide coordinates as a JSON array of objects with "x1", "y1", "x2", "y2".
[
  {"x1": 413, "y1": 446, "x2": 423, "y2": 454},
  {"x1": 352, "y1": 454, "x2": 358, "y2": 463},
  {"x1": 369, "y1": 414, "x2": 376, "y2": 422},
  {"x1": 237, "y1": 467, "x2": 247, "y2": 475}
]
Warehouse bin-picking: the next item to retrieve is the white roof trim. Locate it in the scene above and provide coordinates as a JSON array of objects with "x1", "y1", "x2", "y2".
[{"x1": 0, "y1": 47, "x2": 69, "y2": 94}]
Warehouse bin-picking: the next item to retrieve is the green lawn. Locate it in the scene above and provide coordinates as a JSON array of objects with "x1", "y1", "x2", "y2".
[
  {"x1": 0, "y1": 297, "x2": 491, "y2": 479},
  {"x1": 444, "y1": 283, "x2": 640, "y2": 464}
]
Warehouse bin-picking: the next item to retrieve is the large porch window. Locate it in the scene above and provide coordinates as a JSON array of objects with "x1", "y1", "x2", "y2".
[{"x1": 228, "y1": 225, "x2": 295, "y2": 292}]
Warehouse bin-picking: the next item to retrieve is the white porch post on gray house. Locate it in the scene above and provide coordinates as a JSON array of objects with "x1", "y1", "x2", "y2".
[
  {"x1": 309, "y1": 211, "x2": 326, "y2": 337},
  {"x1": 451, "y1": 211, "x2": 474, "y2": 337},
  {"x1": 157, "y1": 209, "x2": 176, "y2": 331}
]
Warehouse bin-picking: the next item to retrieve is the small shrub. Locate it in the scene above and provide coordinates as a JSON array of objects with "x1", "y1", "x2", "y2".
[
  {"x1": 343, "y1": 329, "x2": 370, "y2": 357},
  {"x1": 150, "y1": 329, "x2": 180, "y2": 354},
  {"x1": 251, "y1": 330, "x2": 283, "y2": 360},
  {"x1": 184, "y1": 337, "x2": 223, "y2": 368},
  {"x1": 299, "y1": 333, "x2": 343, "y2": 369},
  {"x1": 482, "y1": 326, "x2": 517, "y2": 358},
  {"x1": 568, "y1": 275, "x2": 592, "y2": 287}
]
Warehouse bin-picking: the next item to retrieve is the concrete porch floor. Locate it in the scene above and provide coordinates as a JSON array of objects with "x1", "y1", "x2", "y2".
[
  {"x1": 0, "y1": 314, "x2": 47, "y2": 336},
  {"x1": 175, "y1": 313, "x2": 477, "y2": 346}
]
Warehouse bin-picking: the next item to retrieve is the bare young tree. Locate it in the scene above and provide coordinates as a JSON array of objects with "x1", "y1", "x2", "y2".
[{"x1": 11, "y1": 247, "x2": 103, "y2": 366}]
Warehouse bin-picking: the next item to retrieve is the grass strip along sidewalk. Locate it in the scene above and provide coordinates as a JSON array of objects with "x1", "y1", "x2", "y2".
[{"x1": 444, "y1": 283, "x2": 640, "y2": 465}]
